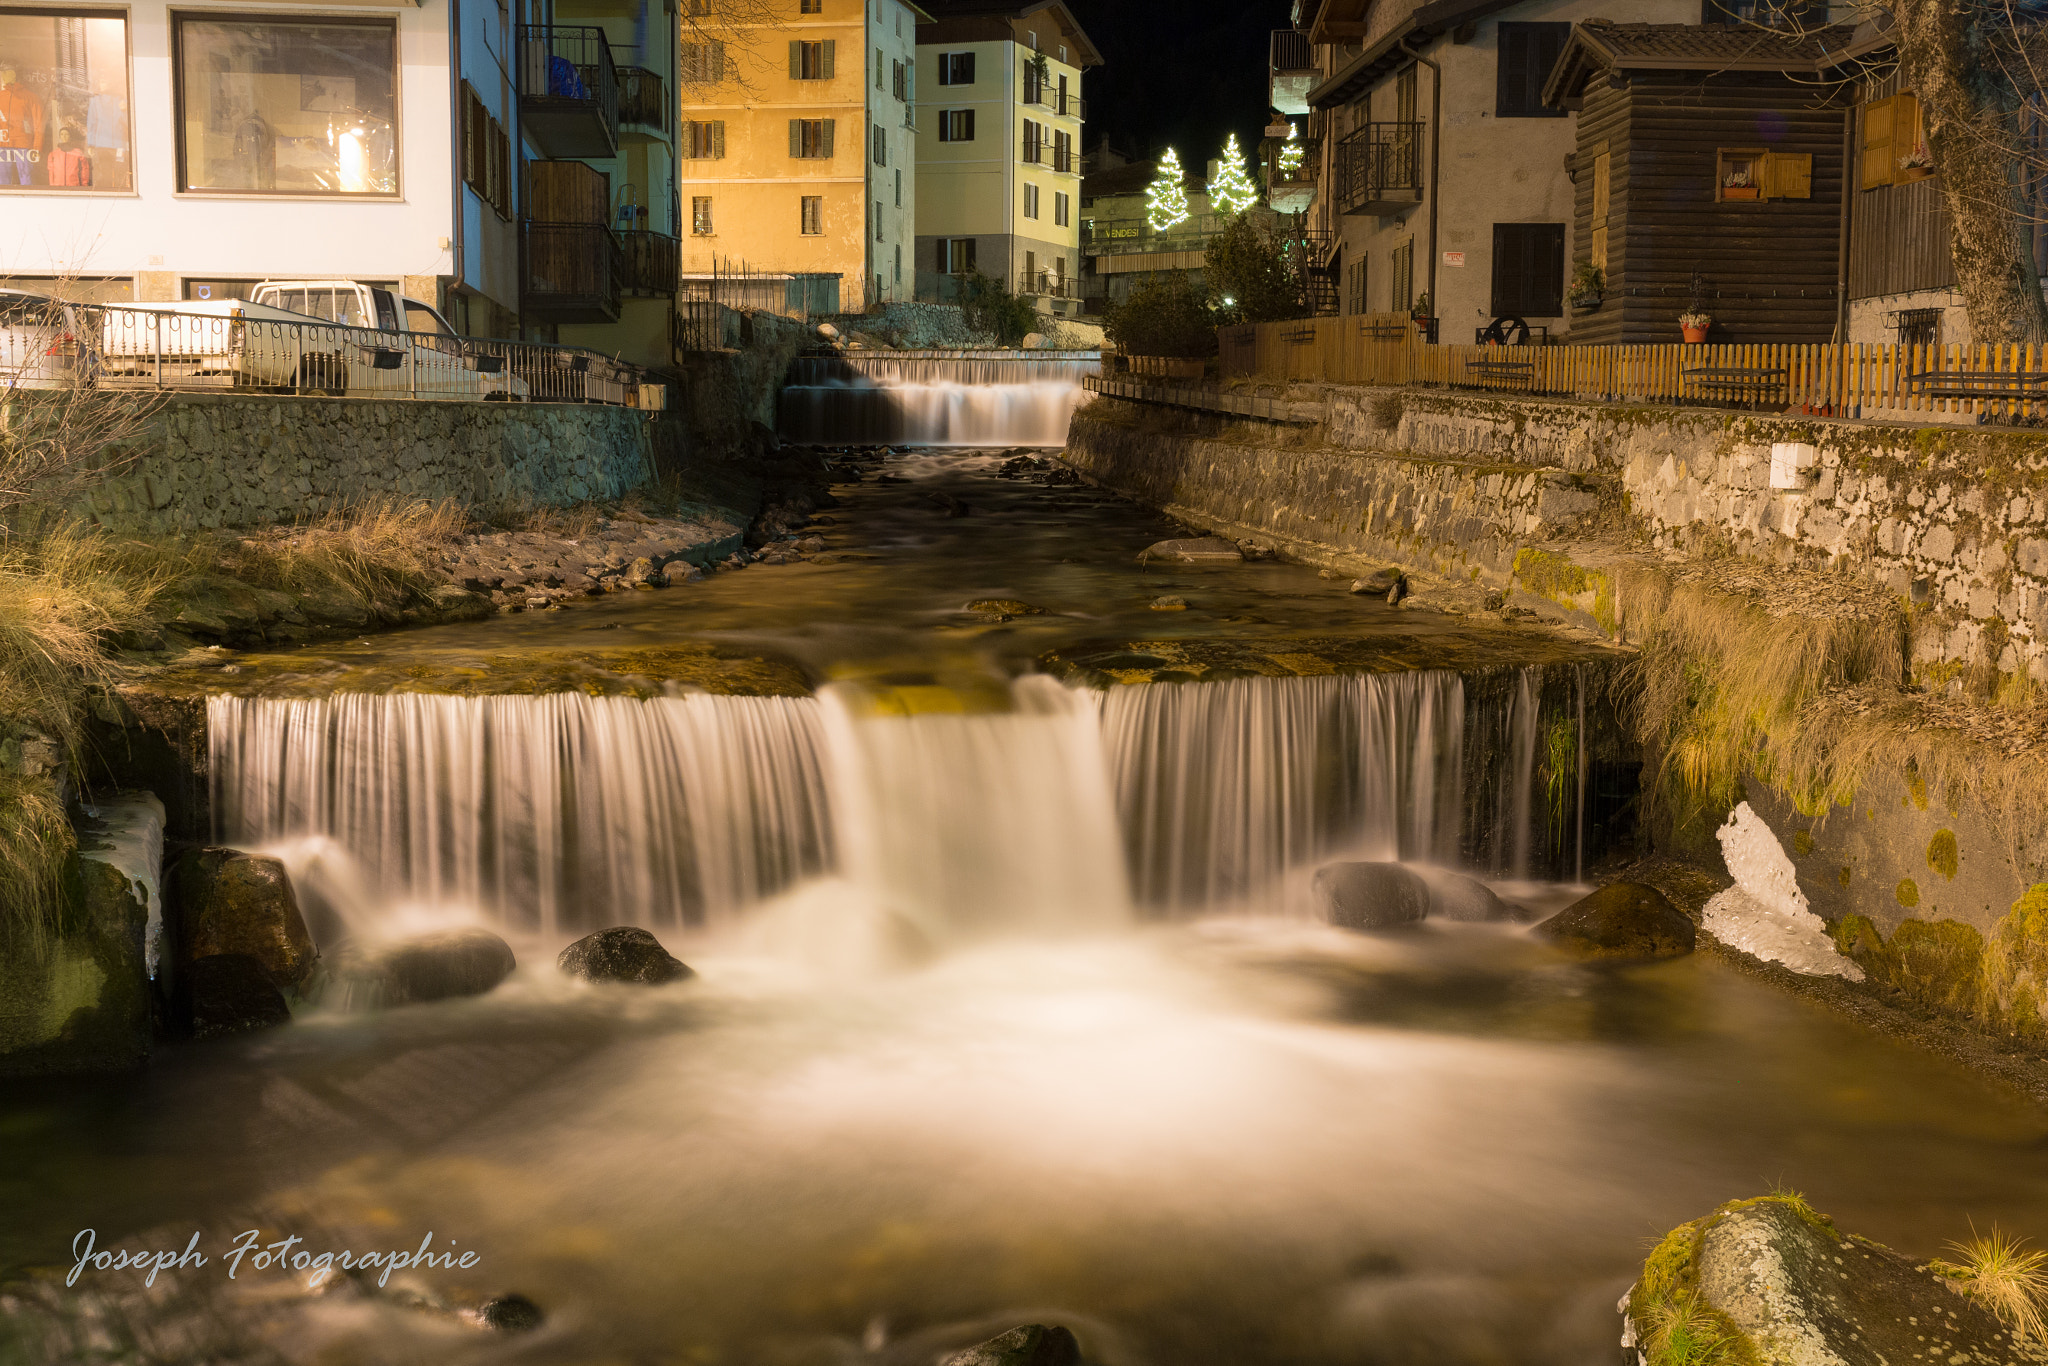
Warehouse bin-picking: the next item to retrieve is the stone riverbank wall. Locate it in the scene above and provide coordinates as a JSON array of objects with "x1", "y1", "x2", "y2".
[
  {"x1": 78, "y1": 394, "x2": 657, "y2": 535},
  {"x1": 1069, "y1": 384, "x2": 2048, "y2": 682}
]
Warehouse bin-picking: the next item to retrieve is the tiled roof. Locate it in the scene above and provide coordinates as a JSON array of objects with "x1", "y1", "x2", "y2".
[{"x1": 1576, "y1": 20, "x2": 1860, "y2": 68}]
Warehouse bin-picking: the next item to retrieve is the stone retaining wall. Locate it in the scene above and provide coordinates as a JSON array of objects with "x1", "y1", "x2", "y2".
[{"x1": 80, "y1": 394, "x2": 656, "y2": 535}]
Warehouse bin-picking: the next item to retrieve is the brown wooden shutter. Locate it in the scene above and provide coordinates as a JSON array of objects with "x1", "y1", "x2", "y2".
[
  {"x1": 822, "y1": 119, "x2": 835, "y2": 157},
  {"x1": 711, "y1": 121, "x2": 725, "y2": 159},
  {"x1": 822, "y1": 40, "x2": 836, "y2": 80},
  {"x1": 1591, "y1": 149, "x2": 1610, "y2": 223},
  {"x1": 1860, "y1": 95, "x2": 1896, "y2": 190},
  {"x1": 789, "y1": 41, "x2": 803, "y2": 79},
  {"x1": 1763, "y1": 151, "x2": 1813, "y2": 199},
  {"x1": 713, "y1": 41, "x2": 724, "y2": 82},
  {"x1": 790, "y1": 119, "x2": 802, "y2": 157}
]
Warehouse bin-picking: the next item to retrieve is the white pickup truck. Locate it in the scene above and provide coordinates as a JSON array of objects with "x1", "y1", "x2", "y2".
[{"x1": 98, "y1": 280, "x2": 527, "y2": 400}]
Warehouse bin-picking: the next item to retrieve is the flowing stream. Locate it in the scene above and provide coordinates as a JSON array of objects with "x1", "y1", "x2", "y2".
[{"x1": 9, "y1": 444, "x2": 2048, "y2": 1366}]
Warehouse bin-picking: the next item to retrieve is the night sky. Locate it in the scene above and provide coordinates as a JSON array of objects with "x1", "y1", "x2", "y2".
[{"x1": 1069, "y1": 0, "x2": 1293, "y2": 175}]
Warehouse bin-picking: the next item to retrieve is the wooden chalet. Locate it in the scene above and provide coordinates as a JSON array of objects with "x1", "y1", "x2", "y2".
[{"x1": 1542, "y1": 21, "x2": 1857, "y2": 344}]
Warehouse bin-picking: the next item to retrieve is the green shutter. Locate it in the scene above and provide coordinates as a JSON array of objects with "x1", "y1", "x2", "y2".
[
  {"x1": 790, "y1": 119, "x2": 802, "y2": 157},
  {"x1": 712, "y1": 121, "x2": 725, "y2": 159},
  {"x1": 821, "y1": 119, "x2": 835, "y2": 158},
  {"x1": 712, "y1": 41, "x2": 725, "y2": 82},
  {"x1": 789, "y1": 41, "x2": 802, "y2": 79},
  {"x1": 822, "y1": 39, "x2": 836, "y2": 80}
]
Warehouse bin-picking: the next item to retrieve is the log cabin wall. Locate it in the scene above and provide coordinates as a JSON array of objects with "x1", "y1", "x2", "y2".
[
  {"x1": 1571, "y1": 70, "x2": 1849, "y2": 343},
  {"x1": 1846, "y1": 68, "x2": 1956, "y2": 302},
  {"x1": 1568, "y1": 82, "x2": 1630, "y2": 345}
]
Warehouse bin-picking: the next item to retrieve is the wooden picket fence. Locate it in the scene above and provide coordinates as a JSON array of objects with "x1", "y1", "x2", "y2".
[{"x1": 1215, "y1": 315, "x2": 2048, "y2": 423}]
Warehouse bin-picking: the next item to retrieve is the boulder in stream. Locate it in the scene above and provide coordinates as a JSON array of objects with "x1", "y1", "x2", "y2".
[
  {"x1": 174, "y1": 953, "x2": 292, "y2": 1038},
  {"x1": 1416, "y1": 868, "x2": 1520, "y2": 922},
  {"x1": 172, "y1": 848, "x2": 317, "y2": 988},
  {"x1": 1624, "y1": 1194, "x2": 2024, "y2": 1365},
  {"x1": 370, "y1": 929, "x2": 517, "y2": 1004},
  {"x1": 1137, "y1": 537, "x2": 1244, "y2": 566},
  {"x1": 557, "y1": 927, "x2": 695, "y2": 985},
  {"x1": 1533, "y1": 881, "x2": 1694, "y2": 959},
  {"x1": 1349, "y1": 567, "x2": 1404, "y2": 596},
  {"x1": 1314, "y1": 862, "x2": 1431, "y2": 930},
  {"x1": 943, "y1": 1324, "x2": 1082, "y2": 1366}
]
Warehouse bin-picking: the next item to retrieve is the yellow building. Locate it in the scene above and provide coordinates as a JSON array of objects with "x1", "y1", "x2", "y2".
[
  {"x1": 674, "y1": 0, "x2": 928, "y2": 315},
  {"x1": 913, "y1": 1, "x2": 1099, "y2": 320}
]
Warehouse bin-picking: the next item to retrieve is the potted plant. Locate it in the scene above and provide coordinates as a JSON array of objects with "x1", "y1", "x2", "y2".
[
  {"x1": 1410, "y1": 291, "x2": 1434, "y2": 337},
  {"x1": 1721, "y1": 166, "x2": 1760, "y2": 200},
  {"x1": 1899, "y1": 141, "x2": 1934, "y2": 181},
  {"x1": 1568, "y1": 261, "x2": 1605, "y2": 311},
  {"x1": 1680, "y1": 272, "x2": 1712, "y2": 342}
]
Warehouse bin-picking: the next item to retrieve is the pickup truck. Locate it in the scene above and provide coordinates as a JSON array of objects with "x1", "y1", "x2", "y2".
[{"x1": 97, "y1": 280, "x2": 528, "y2": 400}]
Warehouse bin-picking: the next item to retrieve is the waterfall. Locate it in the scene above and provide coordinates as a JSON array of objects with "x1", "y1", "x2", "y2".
[
  {"x1": 209, "y1": 668, "x2": 1558, "y2": 941},
  {"x1": 776, "y1": 353, "x2": 1099, "y2": 447},
  {"x1": 1098, "y1": 673, "x2": 1466, "y2": 909}
]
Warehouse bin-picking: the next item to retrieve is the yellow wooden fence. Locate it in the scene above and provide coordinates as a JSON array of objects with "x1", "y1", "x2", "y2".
[{"x1": 1215, "y1": 316, "x2": 2048, "y2": 422}]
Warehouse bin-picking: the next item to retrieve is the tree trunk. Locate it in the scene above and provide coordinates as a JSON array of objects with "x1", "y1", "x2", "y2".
[{"x1": 1894, "y1": 0, "x2": 2048, "y2": 343}]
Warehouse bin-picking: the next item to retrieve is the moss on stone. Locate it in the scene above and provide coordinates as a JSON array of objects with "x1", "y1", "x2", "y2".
[
  {"x1": 1895, "y1": 878, "x2": 1920, "y2": 908},
  {"x1": 1888, "y1": 918, "x2": 1986, "y2": 1017},
  {"x1": 1792, "y1": 828, "x2": 1814, "y2": 856},
  {"x1": 1837, "y1": 864, "x2": 1852, "y2": 888},
  {"x1": 1927, "y1": 829, "x2": 1959, "y2": 880},
  {"x1": 1511, "y1": 546, "x2": 1618, "y2": 634},
  {"x1": 1905, "y1": 762, "x2": 1930, "y2": 811},
  {"x1": 1983, "y1": 883, "x2": 2048, "y2": 1042}
]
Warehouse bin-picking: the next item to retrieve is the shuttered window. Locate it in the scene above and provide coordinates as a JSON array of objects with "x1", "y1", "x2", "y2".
[
  {"x1": 873, "y1": 123, "x2": 886, "y2": 164},
  {"x1": 1762, "y1": 151, "x2": 1813, "y2": 199},
  {"x1": 939, "y1": 109, "x2": 975, "y2": 142},
  {"x1": 938, "y1": 51, "x2": 974, "y2": 85},
  {"x1": 940, "y1": 237, "x2": 975, "y2": 272},
  {"x1": 462, "y1": 86, "x2": 509, "y2": 219},
  {"x1": 1860, "y1": 93, "x2": 1923, "y2": 189},
  {"x1": 790, "y1": 39, "x2": 834, "y2": 80},
  {"x1": 789, "y1": 118, "x2": 834, "y2": 157},
  {"x1": 1491, "y1": 222, "x2": 1566, "y2": 315},
  {"x1": 681, "y1": 41, "x2": 724, "y2": 84},
  {"x1": 1391, "y1": 239, "x2": 1414, "y2": 313},
  {"x1": 683, "y1": 120, "x2": 725, "y2": 159},
  {"x1": 1496, "y1": 22, "x2": 1568, "y2": 118},
  {"x1": 893, "y1": 59, "x2": 906, "y2": 100},
  {"x1": 1589, "y1": 147, "x2": 1611, "y2": 270}
]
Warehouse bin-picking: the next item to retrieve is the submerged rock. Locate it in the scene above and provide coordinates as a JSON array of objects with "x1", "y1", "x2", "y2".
[
  {"x1": 944, "y1": 1324, "x2": 1082, "y2": 1366},
  {"x1": 1349, "y1": 567, "x2": 1404, "y2": 596},
  {"x1": 172, "y1": 848, "x2": 317, "y2": 987},
  {"x1": 1314, "y1": 862, "x2": 1431, "y2": 930},
  {"x1": 967, "y1": 598, "x2": 1046, "y2": 619},
  {"x1": 370, "y1": 929, "x2": 517, "y2": 1004},
  {"x1": 1417, "y1": 869, "x2": 1519, "y2": 922},
  {"x1": 1534, "y1": 882, "x2": 1694, "y2": 958},
  {"x1": 1625, "y1": 1195, "x2": 2022, "y2": 1366},
  {"x1": 1150, "y1": 595, "x2": 1189, "y2": 610},
  {"x1": 1137, "y1": 536, "x2": 1244, "y2": 566},
  {"x1": 175, "y1": 954, "x2": 292, "y2": 1038},
  {"x1": 557, "y1": 927, "x2": 694, "y2": 985},
  {"x1": 474, "y1": 1294, "x2": 544, "y2": 1332}
]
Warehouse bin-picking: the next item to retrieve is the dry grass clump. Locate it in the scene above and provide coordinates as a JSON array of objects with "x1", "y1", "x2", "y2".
[
  {"x1": 1941, "y1": 1227, "x2": 2048, "y2": 1344},
  {"x1": 0, "y1": 522, "x2": 166, "y2": 741},
  {"x1": 0, "y1": 769, "x2": 74, "y2": 942},
  {"x1": 227, "y1": 497, "x2": 467, "y2": 604}
]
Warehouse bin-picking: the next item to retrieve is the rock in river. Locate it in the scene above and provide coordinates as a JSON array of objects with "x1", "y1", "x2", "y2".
[
  {"x1": 372, "y1": 929, "x2": 517, "y2": 1004},
  {"x1": 172, "y1": 848, "x2": 317, "y2": 988},
  {"x1": 557, "y1": 926, "x2": 695, "y2": 985},
  {"x1": 943, "y1": 1325, "x2": 1082, "y2": 1366},
  {"x1": 1417, "y1": 868, "x2": 1519, "y2": 922},
  {"x1": 1533, "y1": 881, "x2": 1694, "y2": 958},
  {"x1": 1349, "y1": 567, "x2": 1405, "y2": 596},
  {"x1": 1137, "y1": 536, "x2": 1244, "y2": 566},
  {"x1": 1314, "y1": 861, "x2": 1431, "y2": 930},
  {"x1": 174, "y1": 953, "x2": 292, "y2": 1038}
]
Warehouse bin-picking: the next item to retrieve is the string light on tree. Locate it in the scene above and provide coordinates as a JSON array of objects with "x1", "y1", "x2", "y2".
[
  {"x1": 1277, "y1": 123, "x2": 1303, "y2": 179},
  {"x1": 1208, "y1": 133, "x2": 1260, "y2": 215},
  {"x1": 1145, "y1": 147, "x2": 1192, "y2": 231}
]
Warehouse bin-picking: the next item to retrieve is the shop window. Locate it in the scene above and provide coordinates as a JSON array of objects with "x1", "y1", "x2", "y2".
[
  {"x1": 0, "y1": 10, "x2": 132, "y2": 191},
  {"x1": 176, "y1": 16, "x2": 397, "y2": 195}
]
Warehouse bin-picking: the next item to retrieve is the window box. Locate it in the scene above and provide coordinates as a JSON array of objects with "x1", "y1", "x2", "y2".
[{"x1": 1722, "y1": 186, "x2": 1760, "y2": 200}]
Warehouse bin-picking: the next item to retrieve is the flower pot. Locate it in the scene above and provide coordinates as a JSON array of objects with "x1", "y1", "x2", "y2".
[
  {"x1": 1899, "y1": 165, "x2": 1934, "y2": 182},
  {"x1": 1570, "y1": 295, "x2": 1602, "y2": 313},
  {"x1": 1721, "y1": 186, "x2": 1760, "y2": 200},
  {"x1": 1682, "y1": 326, "x2": 1709, "y2": 343}
]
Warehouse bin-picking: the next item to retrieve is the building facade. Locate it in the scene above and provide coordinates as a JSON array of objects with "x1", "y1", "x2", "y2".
[
  {"x1": 673, "y1": 0, "x2": 924, "y2": 316},
  {"x1": 0, "y1": 0, "x2": 679, "y2": 363},
  {"x1": 913, "y1": 0, "x2": 1096, "y2": 317}
]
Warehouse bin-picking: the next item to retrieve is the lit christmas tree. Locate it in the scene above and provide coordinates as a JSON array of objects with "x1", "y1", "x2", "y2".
[
  {"x1": 1276, "y1": 122, "x2": 1303, "y2": 179},
  {"x1": 1145, "y1": 147, "x2": 1192, "y2": 231},
  {"x1": 1208, "y1": 132, "x2": 1260, "y2": 215}
]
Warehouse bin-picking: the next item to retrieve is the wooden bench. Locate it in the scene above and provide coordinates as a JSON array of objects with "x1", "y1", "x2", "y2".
[
  {"x1": 1682, "y1": 366, "x2": 1789, "y2": 409},
  {"x1": 1904, "y1": 370, "x2": 2048, "y2": 401},
  {"x1": 1282, "y1": 326, "x2": 1318, "y2": 344},
  {"x1": 1463, "y1": 359, "x2": 1536, "y2": 389}
]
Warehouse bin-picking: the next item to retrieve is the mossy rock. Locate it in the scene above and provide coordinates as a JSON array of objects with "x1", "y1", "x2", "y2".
[
  {"x1": 1533, "y1": 882, "x2": 1695, "y2": 959},
  {"x1": 172, "y1": 848, "x2": 316, "y2": 988}
]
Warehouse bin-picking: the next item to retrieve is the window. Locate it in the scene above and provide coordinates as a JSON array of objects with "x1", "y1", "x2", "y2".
[
  {"x1": 1391, "y1": 238, "x2": 1414, "y2": 313},
  {"x1": 1496, "y1": 22, "x2": 1569, "y2": 119},
  {"x1": 939, "y1": 109, "x2": 974, "y2": 142},
  {"x1": 1052, "y1": 127, "x2": 1071, "y2": 171},
  {"x1": 801, "y1": 194, "x2": 823, "y2": 234},
  {"x1": 1717, "y1": 146, "x2": 1812, "y2": 200},
  {"x1": 894, "y1": 242, "x2": 902, "y2": 284},
  {"x1": 790, "y1": 118, "x2": 835, "y2": 157},
  {"x1": 875, "y1": 48, "x2": 883, "y2": 87},
  {"x1": 790, "y1": 39, "x2": 835, "y2": 80},
  {"x1": 683, "y1": 119, "x2": 726, "y2": 159},
  {"x1": 1589, "y1": 147, "x2": 1610, "y2": 269},
  {"x1": 938, "y1": 52, "x2": 974, "y2": 85},
  {"x1": 1491, "y1": 222, "x2": 1565, "y2": 315},
  {"x1": 1057, "y1": 73, "x2": 1068, "y2": 115},
  {"x1": 800, "y1": 0, "x2": 821, "y2": 11},
  {"x1": 464, "y1": 84, "x2": 509, "y2": 211},
  {"x1": 1023, "y1": 119, "x2": 1041, "y2": 162},
  {"x1": 692, "y1": 196, "x2": 713, "y2": 235},
  {"x1": 684, "y1": 0, "x2": 710, "y2": 12},
  {"x1": 873, "y1": 122, "x2": 886, "y2": 164},
  {"x1": 681, "y1": 41, "x2": 725, "y2": 83},
  {"x1": 894, "y1": 167, "x2": 901, "y2": 206},
  {"x1": 1054, "y1": 190, "x2": 1069, "y2": 226},
  {"x1": 1024, "y1": 182, "x2": 1039, "y2": 218},
  {"x1": 0, "y1": 10, "x2": 132, "y2": 191},
  {"x1": 874, "y1": 199, "x2": 883, "y2": 239},
  {"x1": 893, "y1": 59, "x2": 906, "y2": 100},
  {"x1": 940, "y1": 236, "x2": 975, "y2": 272},
  {"x1": 1023, "y1": 57, "x2": 1042, "y2": 104},
  {"x1": 1348, "y1": 257, "x2": 1368, "y2": 314},
  {"x1": 176, "y1": 15, "x2": 397, "y2": 194},
  {"x1": 1861, "y1": 93, "x2": 1924, "y2": 189},
  {"x1": 1027, "y1": 29, "x2": 1037, "y2": 49}
]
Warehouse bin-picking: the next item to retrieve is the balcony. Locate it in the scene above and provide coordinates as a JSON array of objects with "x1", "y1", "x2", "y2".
[
  {"x1": 524, "y1": 221, "x2": 623, "y2": 323},
  {"x1": 1335, "y1": 121, "x2": 1424, "y2": 217},
  {"x1": 618, "y1": 66, "x2": 667, "y2": 139},
  {"x1": 1018, "y1": 271, "x2": 1077, "y2": 299},
  {"x1": 1270, "y1": 29, "x2": 1318, "y2": 115},
  {"x1": 1055, "y1": 90, "x2": 1085, "y2": 119},
  {"x1": 1267, "y1": 136, "x2": 1321, "y2": 214},
  {"x1": 1082, "y1": 213, "x2": 1234, "y2": 259},
  {"x1": 619, "y1": 230, "x2": 680, "y2": 297},
  {"x1": 518, "y1": 26, "x2": 619, "y2": 159}
]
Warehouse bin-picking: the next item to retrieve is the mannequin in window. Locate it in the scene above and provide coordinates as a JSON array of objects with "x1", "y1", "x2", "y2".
[
  {"x1": 0, "y1": 67, "x2": 46, "y2": 186},
  {"x1": 49, "y1": 126, "x2": 90, "y2": 186},
  {"x1": 85, "y1": 73, "x2": 126, "y2": 190}
]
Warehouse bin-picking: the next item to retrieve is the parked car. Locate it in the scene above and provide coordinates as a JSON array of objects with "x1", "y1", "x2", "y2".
[
  {"x1": 0, "y1": 288, "x2": 94, "y2": 391},
  {"x1": 97, "y1": 280, "x2": 528, "y2": 400}
]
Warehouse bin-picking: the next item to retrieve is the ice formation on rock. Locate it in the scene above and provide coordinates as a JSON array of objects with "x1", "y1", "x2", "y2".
[{"x1": 1703, "y1": 802, "x2": 1864, "y2": 980}]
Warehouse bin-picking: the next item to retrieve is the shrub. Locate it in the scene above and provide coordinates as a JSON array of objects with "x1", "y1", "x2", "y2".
[
  {"x1": 958, "y1": 272, "x2": 1039, "y2": 346},
  {"x1": 1205, "y1": 214, "x2": 1304, "y2": 325},
  {"x1": 1103, "y1": 271, "x2": 1218, "y2": 359}
]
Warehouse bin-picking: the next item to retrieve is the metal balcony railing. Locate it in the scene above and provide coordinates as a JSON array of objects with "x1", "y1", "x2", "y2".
[
  {"x1": 1270, "y1": 28, "x2": 1314, "y2": 72},
  {"x1": 1056, "y1": 90, "x2": 1085, "y2": 119},
  {"x1": 619, "y1": 230, "x2": 680, "y2": 297},
  {"x1": 518, "y1": 26, "x2": 619, "y2": 159},
  {"x1": 1017, "y1": 272, "x2": 1076, "y2": 299},
  {"x1": 1022, "y1": 135, "x2": 1042, "y2": 164},
  {"x1": 1052, "y1": 145, "x2": 1073, "y2": 173},
  {"x1": 1335, "y1": 121, "x2": 1424, "y2": 216},
  {"x1": 617, "y1": 66, "x2": 667, "y2": 131},
  {"x1": 523, "y1": 220, "x2": 623, "y2": 322}
]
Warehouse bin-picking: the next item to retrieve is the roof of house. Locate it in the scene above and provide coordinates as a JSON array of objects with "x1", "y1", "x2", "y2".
[
  {"x1": 1307, "y1": 0, "x2": 1525, "y2": 108},
  {"x1": 1542, "y1": 19, "x2": 1868, "y2": 104},
  {"x1": 1081, "y1": 159, "x2": 1208, "y2": 199},
  {"x1": 915, "y1": 0, "x2": 1104, "y2": 66}
]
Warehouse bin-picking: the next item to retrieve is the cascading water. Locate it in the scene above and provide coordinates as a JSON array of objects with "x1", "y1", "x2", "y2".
[
  {"x1": 210, "y1": 669, "x2": 1560, "y2": 943},
  {"x1": 776, "y1": 353, "x2": 1099, "y2": 446}
]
